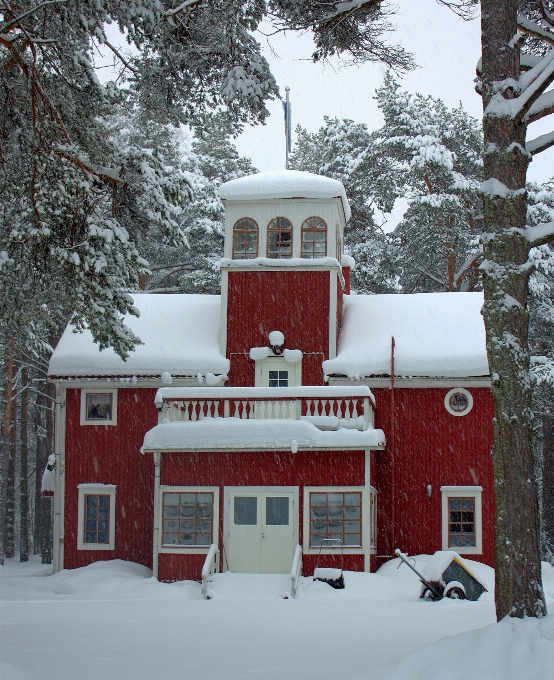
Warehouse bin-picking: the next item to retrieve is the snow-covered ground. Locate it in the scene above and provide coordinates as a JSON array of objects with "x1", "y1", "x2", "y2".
[{"x1": 1, "y1": 556, "x2": 553, "y2": 680}]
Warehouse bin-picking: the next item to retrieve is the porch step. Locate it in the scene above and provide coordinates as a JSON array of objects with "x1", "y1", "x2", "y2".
[{"x1": 205, "y1": 572, "x2": 291, "y2": 599}]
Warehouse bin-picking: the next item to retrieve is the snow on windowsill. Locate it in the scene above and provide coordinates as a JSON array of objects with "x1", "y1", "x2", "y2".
[{"x1": 220, "y1": 257, "x2": 341, "y2": 269}]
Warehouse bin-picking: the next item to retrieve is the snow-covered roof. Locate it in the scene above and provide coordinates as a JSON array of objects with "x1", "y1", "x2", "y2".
[
  {"x1": 48, "y1": 294, "x2": 229, "y2": 378},
  {"x1": 142, "y1": 418, "x2": 385, "y2": 452},
  {"x1": 324, "y1": 292, "x2": 489, "y2": 379},
  {"x1": 218, "y1": 170, "x2": 351, "y2": 222}
]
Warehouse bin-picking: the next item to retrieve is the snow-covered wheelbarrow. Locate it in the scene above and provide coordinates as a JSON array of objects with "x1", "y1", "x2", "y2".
[
  {"x1": 313, "y1": 538, "x2": 345, "y2": 589},
  {"x1": 395, "y1": 549, "x2": 487, "y2": 601}
]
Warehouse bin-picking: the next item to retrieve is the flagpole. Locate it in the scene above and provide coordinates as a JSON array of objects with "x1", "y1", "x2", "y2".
[{"x1": 285, "y1": 86, "x2": 290, "y2": 170}]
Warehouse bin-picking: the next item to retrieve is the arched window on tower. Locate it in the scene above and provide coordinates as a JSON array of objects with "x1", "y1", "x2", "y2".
[
  {"x1": 301, "y1": 216, "x2": 327, "y2": 258},
  {"x1": 233, "y1": 218, "x2": 259, "y2": 259},
  {"x1": 267, "y1": 217, "x2": 293, "y2": 258}
]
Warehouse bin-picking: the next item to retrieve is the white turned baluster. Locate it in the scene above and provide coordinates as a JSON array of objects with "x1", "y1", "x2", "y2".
[{"x1": 223, "y1": 400, "x2": 230, "y2": 418}]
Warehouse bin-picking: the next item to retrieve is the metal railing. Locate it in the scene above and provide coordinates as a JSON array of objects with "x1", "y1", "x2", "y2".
[
  {"x1": 201, "y1": 543, "x2": 220, "y2": 599},
  {"x1": 290, "y1": 544, "x2": 303, "y2": 599}
]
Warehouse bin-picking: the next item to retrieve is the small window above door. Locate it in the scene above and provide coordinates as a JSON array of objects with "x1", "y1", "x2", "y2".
[{"x1": 255, "y1": 358, "x2": 301, "y2": 387}]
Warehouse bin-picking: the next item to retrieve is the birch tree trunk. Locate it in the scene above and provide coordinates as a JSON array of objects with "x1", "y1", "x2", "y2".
[{"x1": 480, "y1": 0, "x2": 546, "y2": 619}]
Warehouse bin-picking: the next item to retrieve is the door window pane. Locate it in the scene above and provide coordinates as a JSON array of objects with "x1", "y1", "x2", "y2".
[
  {"x1": 266, "y1": 497, "x2": 289, "y2": 526},
  {"x1": 234, "y1": 496, "x2": 258, "y2": 525}
]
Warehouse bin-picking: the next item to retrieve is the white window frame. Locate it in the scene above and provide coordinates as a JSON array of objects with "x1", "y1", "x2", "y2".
[
  {"x1": 255, "y1": 357, "x2": 302, "y2": 387},
  {"x1": 80, "y1": 388, "x2": 118, "y2": 426},
  {"x1": 77, "y1": 484, "x2": 116, "y2": 551},
  {"x1": 303, "y1": 486, "x2": 370, "y2": 558},
  {"x1": 444, "y1": 388, "x2": 473, "y2": 417},
  {"x1": 159, "y1": 486, "x2": 220, "y2": 555},
  {"x1": 441, "y1": 485, "x2": 483, "y2": 554}
]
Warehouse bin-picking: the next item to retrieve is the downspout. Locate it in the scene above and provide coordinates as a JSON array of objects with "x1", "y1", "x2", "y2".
[
  {"x1": 152, "y1": 451, "x2": 161, "y2": 579},
  {"x1": 390, "y1": 336, "x2": 396, "y2": 556}
]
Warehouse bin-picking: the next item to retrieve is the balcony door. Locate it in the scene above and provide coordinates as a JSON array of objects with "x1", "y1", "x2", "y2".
[{"x1": 227, "y1": 490, "x2": 295, "y2": 573}]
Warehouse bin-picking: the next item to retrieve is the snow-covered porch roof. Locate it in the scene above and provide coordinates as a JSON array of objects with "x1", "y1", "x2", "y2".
[
  {"x1": 48, "y1": 294, "x2": 229, "y2": 379},
  {"x1": 324, "y1": 292, "x2": 490, "y2": 380},
  {"x1": 142, "y1": 418, "x2": 386, "y2": 453}
]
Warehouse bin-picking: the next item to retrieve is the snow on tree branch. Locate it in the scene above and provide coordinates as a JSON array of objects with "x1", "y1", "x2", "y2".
[
  {"x1": 526, "y1": 129, "x2": 554, "y2": 155},
  {"x1": 526, "y1": 89, "x2": 554, "y2": 123},
  {"x1": 517, "y1": 14, "x2": 554, "y2": 47},
  {"x1": 526, "y1": 221, "x2": 554, "y2": 246}
]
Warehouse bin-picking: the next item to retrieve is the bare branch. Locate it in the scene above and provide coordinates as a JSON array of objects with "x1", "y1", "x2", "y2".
[{"x1": 102, "y1": 40, "x2": 138, "y2": 75}]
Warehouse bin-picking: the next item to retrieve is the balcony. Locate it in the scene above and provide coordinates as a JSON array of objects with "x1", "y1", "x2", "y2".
[{"x1": 154, "y1": 386, "x2": 375, "y2": 431}]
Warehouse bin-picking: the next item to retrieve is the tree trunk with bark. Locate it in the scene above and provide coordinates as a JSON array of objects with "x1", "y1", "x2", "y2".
[
  {"x1": 543, "y1": 414, "x2": 554, "y2": 562},
  {"x1": 19, "y1": 367, "x2": 29, "y2": 562},
  {"x1": 0, "y1": 335, "x2": 15, "y2": 565},
  {"x1": 480, "y1": 0, "x2": 547, "y2": 619}
]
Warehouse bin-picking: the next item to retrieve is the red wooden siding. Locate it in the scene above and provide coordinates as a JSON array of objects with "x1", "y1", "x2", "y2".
[
  {"x1": 158, "y1": 450, "x2": 366, "y2": 581},
  {"x1": 372, "y1": 387, "x2": 495, "y2": 569},
  {"x1": 64, "y1": 388, "x2": 157, "y2": 570},
  {"x1": 342, "y1": 266, "x2": 351, "y2": 295},
  {"x1": 226, "y1": 270, "x2": 331, "y2": 386}
]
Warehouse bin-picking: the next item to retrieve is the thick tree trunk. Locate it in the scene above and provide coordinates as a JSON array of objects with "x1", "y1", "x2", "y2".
[
  {"x1": 480, "y1": 0, "x2": 547, "y2": 619},
  {"x1": 19, "y1": 367, "x2": 29, "y2": 562},
  {"x1": 34, "y1": 387, "x2": 48, "y2": 556},
  {"x1": 543, "y1": 414, "x2": 554, "y2": 562},
  {"x1": 0, "y1": 335, "x2": 15, "y2": 565},
  {"x1": 40, "y1": 381, "x2": 54, "y2": 564}
]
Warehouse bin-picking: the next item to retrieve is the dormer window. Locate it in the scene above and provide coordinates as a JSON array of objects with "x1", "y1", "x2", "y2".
[
  {"x1": 267, "y1": 217, "x2": 293, "y2": 258},
  {"x1": 302, "y1": 217, "x2": 327, "y2": 258},
  {"x1": 233, "y1": 218, "x2": 258, "y2": 259}
]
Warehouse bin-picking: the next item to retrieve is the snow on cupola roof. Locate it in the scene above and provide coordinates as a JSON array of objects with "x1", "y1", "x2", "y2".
[
  {"x1": 218, "y1": 170, "x2": 351, "y2": 222},
  {"x1": 324, "y1": 292, "x2": 490, "y2": 380},
  {"x1": 48, "y1": 294, "x2": 229, "y2": 379}
]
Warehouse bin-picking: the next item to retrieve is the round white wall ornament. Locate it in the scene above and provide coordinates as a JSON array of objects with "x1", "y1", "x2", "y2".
[{"x1": 444, "y1": 388, "x2": 473, "y2": 416}]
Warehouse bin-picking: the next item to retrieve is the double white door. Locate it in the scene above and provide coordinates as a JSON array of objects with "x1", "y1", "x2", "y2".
[{"x1": 227, "y1": 491, "x2": 294, "y2": 574}]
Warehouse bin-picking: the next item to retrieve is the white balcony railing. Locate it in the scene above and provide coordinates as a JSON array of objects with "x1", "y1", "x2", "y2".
[{"x1": 155, "y1": 386, "x2": 375, "y2": 430}]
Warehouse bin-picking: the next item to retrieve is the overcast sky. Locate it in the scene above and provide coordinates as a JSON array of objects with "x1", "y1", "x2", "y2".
[{"x1": 236, "y1": 0, "x2": 552, "y2": 189}]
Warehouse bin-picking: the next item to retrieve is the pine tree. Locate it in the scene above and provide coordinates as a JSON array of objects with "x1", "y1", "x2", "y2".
[
  {"x1": 290, "y1": 118, "x2": 397, "y2": 293},
  {"x1": 142, "y1": 114, "x2": 257, "y2": 295},
  {"x1": 375, "y1": 75, "x2": 483, "y2": 293}
]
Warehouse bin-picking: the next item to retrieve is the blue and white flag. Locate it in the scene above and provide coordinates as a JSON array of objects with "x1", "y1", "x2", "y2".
[{"x1": 282, "y1": 99, "x2": 292, "y2": 154}]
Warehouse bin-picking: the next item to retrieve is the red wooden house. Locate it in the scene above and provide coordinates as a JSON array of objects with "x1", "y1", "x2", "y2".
[{"x1": 48, "y1": 170, "x2": 494, "y2": 583}]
